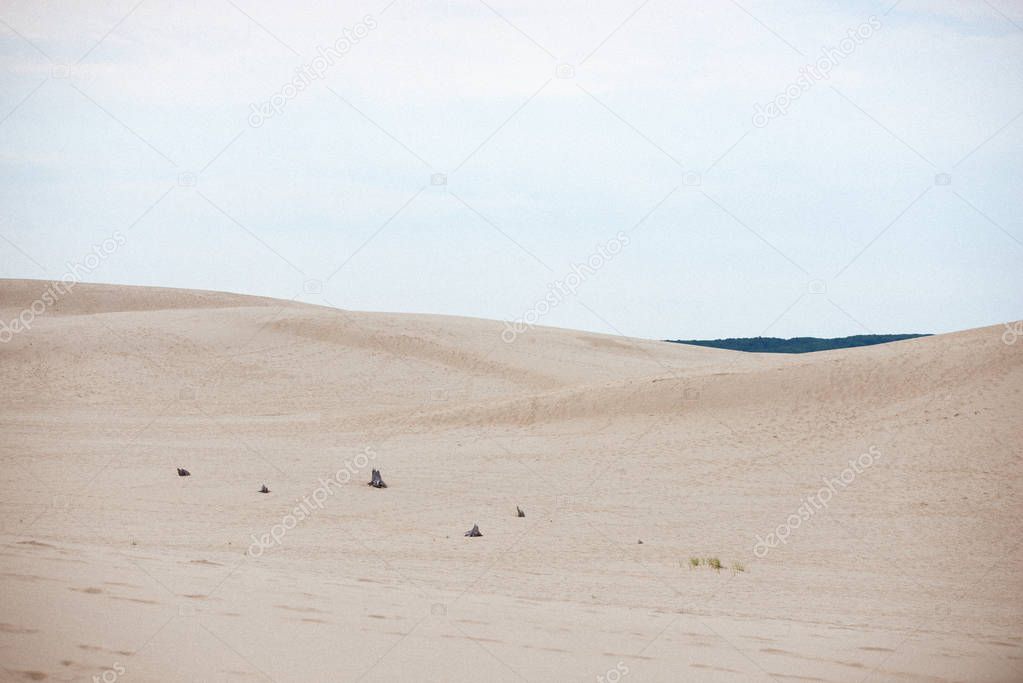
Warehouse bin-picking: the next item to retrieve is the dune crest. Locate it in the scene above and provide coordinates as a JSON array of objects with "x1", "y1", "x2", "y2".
[{"x1": 1, "y1": 280, "x2": 1020, "y2": 682}]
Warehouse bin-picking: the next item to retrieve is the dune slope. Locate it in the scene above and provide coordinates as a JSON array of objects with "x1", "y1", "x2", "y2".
[{"x1": 0, "y1": 280, "x2": 1020, "y2": 682}]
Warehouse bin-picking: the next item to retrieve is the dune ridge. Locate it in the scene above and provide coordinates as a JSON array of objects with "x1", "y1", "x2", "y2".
[{"x1": 0, "y1": 280, "x2": 1020, "y2": 682}]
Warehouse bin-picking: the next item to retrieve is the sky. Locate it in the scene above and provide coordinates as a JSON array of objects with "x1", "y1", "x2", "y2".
[{"x1": 1, "y1": 0, "x2": 1021, "y2": 340}]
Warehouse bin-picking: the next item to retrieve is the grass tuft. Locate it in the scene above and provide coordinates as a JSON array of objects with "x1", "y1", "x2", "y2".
[{"x1": 687, "y1": 555, "x2": 745, "y2": 574}]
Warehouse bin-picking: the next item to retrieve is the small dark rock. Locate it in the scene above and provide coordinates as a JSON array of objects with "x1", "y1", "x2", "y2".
[
  {"x1": 516, "y1": 506, "x2": 525, "y2": 518},
  {"x1": 259, "y1": 485, "x2": 270, "y2": 494},
  {"x1": 464, "y1": 524, "x2": 482, "y2": 537},
  {"x1": 177, "y1": 468, "x2": 190, "y2": 477},
  {"x1": 368, "y1": 469, "x2": 387, "y2": 488}
]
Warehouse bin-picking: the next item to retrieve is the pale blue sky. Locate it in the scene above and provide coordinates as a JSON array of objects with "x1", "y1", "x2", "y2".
[{"x1": 1, "y1": 0, "x2": 1021, "y2": 339}]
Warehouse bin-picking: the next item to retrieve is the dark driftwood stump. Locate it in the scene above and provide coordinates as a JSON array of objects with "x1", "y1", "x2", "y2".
[
  {"x1": 259, "y1": 485, "x2": 270, "y2": 493},
  {"x1": 464, "y1": 524, "x2": 483, "y2": 537},
  {"x1": 177, "y1": 468, "x2": 190, "y2": 477},
  {"x1": 368, "y1": 469, "x2": 387, "y2": 488},
  {"x1": 516, "y1": 506, "x2": 525, "y2": 518}
]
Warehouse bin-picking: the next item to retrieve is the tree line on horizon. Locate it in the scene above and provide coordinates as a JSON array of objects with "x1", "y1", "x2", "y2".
[{"x1": 665, "y1": 334, "x2": 930, "y2": 354}]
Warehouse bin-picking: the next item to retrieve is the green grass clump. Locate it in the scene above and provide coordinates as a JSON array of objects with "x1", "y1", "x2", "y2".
[
  {"x1": 689, "y1": 557, "x2": 701, "y2": 569},
  {"x1": 731, "y1": 561, "x2": 745, "y2": 574},
  {"x1": 706, "y1": 557, "x2": 723, "y2": 571}
]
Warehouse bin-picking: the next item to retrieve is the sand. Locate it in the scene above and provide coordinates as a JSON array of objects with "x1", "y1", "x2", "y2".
[{"x1": 0, "y1": 279, "x2": 1020, "y2": 682}]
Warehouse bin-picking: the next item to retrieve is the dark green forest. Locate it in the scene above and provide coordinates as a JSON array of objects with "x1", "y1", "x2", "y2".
[{"x1": 665, "y1": 334, "x2": 930, "y2": 354}]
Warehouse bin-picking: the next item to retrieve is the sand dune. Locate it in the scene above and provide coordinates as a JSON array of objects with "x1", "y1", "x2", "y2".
[{"x1": 1, "y1": 280, "x2": 1020, "y2": 682}]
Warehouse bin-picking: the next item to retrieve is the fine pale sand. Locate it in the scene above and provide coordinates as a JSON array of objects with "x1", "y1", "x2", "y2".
[{"x1": 0, "y1": 279, "x2": 1020, "y2": 682}]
